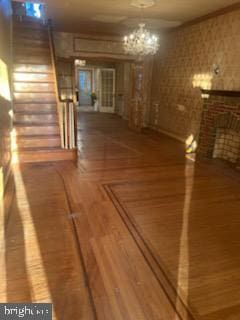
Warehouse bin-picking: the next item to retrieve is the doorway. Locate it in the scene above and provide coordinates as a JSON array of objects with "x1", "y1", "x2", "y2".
[
  {"x1": 76, "y1": 63, "x2": 116, "y2": 113},
  {"x1": 78, "y1": 69, "x2": 93, "y2": 107},
  {"x1": 99, "y1": 68, "x2": 116, "y2": 113}
]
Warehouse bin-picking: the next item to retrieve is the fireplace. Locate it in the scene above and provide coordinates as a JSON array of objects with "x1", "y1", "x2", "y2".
[
  {"x1": 213, "y1": 129, "x2": 240, "y2": 163},
  {"x1": 198, "y1": 90, "x2": 240, "y2": 169}
]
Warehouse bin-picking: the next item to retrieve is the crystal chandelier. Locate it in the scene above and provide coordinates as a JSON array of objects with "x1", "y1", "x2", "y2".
[
  {"x1": 123, "y1": 23, "x2": 159, "y2": 56},
  {"x1": 123, "y1": 0, "x2": 159, "y2": 57}
]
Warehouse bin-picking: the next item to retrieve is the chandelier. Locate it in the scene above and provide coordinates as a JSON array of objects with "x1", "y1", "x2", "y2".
[
  {"x1": 123, "y1": 1, "x2": 159, "y2": 57},
  {"x1": 123, "y1": 23, "x2": 159, "y2": 56}
]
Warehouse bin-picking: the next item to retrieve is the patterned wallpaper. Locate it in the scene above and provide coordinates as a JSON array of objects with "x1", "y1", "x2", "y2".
[{"x1": 150, "y1": 9, "x2": 240, "y2": 141}]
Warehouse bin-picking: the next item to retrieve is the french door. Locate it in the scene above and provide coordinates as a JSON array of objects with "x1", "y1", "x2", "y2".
[
  {"x1": 78, "y1": 69, "x2": 93, "y2": 106},
  {"x1": 99, "y1": 68, "x2": 115, "y2": 113}
]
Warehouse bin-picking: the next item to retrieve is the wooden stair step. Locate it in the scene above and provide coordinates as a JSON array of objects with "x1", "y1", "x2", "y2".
[
  {"x1": 14, "y1": 112, "x2": 58, "y2": 124},
  {"x1": 14, "y1": 49, "x2": 50, "y2": 58},
  {"x1": 17, "y1": 146, "x2": 61, "y2": 151},
  {"x1": 14, "y1": 103, "x2": 57, "y2": 113},
  {"x1": 14, "y1": 54, "x2": 51, "y2": 64},
  {"x1": 14, "y1": 92, "x2": 56, "y2": 103},
  {"x1": 13, "y1": 16, "x2": 44, "y2": 23},
  {"x1": 13, "y1": 22, "x2": 47, "y2": 31},
  {"x1": 14, "y1": 63, "x2": 52, "y2": 73},
  {"x1": 16, "y1": 135, "x2": 61, "y2": 148},
  {"x1": 14, "y1": 82, "x2": 55, "y2": 92},
  {"x1": 13, "y1": 15, "x2": 45, "y2": 23},
  {"x1": 14, "y1": 38, "x2": 49, "y2": 48},
  {"x1": 13, "y1": 148, "x2": 76, "y2": 163},
  {"x1": 13, "y1": 63, "x2": 53, "y2": 74},
  {"x1": 15, "y1": 124, "x2": 60, "y2": 136},
  {"x1": 13, "y1": 72, "x2": 54, "y2": 82},
  {"x1": 14, "y1": 46, "x2": 50, "y2": 55},
  {"x1": 13, "y1": 21, "x2": 47, "y2": 29},
  {"x1": 14, "y1": 31, "x2": 48, "y2": 41}
]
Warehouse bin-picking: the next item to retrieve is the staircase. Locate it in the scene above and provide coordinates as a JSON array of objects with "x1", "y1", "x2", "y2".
[{"x1": 12, "y1": 17, "x2": 76, "y2": 163}]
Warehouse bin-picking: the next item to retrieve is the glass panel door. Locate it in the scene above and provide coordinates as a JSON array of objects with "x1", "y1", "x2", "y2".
[
  {"x1": 78, "y1": 70, "x2": 92, "y2": 106},
  {"x1": 99, "y1": 69, "x2": 115, "y2": 113}
]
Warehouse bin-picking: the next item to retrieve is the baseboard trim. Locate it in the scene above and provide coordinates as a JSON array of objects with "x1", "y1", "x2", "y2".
[{"x1": 149, "y1": 125, "x2": 186, "y2": 143}]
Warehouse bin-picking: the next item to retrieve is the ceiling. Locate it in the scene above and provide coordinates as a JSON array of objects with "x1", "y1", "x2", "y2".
[{"x1": 42, "y1": 0, "x2": 239, "y2": 35}]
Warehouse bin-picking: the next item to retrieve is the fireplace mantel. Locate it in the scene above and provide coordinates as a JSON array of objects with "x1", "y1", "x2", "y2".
[
  {"x1": 201, "y1": 89, "x2": 240, "y2": 98},
  {"x1": 198, "y1": 91, "x2": 240, "y2": 169}
]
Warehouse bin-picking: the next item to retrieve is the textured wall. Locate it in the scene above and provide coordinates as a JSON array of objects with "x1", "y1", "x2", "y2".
[
  {"x1": 0, "y1": 0, "x2": 12, "y2": 196},
  {"x1": 150, "y1": 9, "x2": 240, "y2": 141}
]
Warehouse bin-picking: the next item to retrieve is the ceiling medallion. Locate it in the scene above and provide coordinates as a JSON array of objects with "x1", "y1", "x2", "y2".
[
  {"x1": 124, "y1": 1, "x2": 159, "y2": 57},
  {"x1": 131, "y1": 0, "x2": 155, "y2": 9}
]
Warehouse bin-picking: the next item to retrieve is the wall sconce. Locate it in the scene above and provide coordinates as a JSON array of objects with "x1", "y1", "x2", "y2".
[
  {"x1": 212, "y1": 64, "x2": 220, "y2": 75},
  {"x1": 177, "y1": 104, "x2": 186, "y2": 113}
]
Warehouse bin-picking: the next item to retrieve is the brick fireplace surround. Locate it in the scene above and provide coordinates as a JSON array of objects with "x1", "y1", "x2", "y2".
[{"x1": 198, "y1": 90, "x2": 240, "y2": 169}]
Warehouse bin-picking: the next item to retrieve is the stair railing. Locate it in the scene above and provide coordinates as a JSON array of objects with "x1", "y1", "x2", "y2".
[
  {"x1": 61, "y1": 99, "x2": 77, "y2": 149},
  {"x1": 47, "y1": 20, "x2": 77, "y2": 149}
]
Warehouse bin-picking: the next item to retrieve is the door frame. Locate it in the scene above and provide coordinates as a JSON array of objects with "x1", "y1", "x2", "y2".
[
  {"x1": 99, "y1": 68, "x2": 116, "y2": 113},
  {"x1": 77, "y1": 67, "x2": 94, "y2": 107}
]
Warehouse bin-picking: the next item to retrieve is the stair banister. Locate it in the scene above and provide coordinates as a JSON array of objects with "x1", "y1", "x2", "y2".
[
  {"x1": 47, "y1": 19, "x2": 65, "y2": 148},
  {"x1": 60, "y1": 99, "x2": 77, "y2": 149}
]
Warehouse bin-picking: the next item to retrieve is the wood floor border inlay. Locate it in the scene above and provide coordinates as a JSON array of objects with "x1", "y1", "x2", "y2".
[
  {"x1": 53, "y1": 167, "x2": 98, "y2": 320},
  {"x1": 54, "y1": 161, "x2": 194, "y2": 319},
  {"x1": 79, "y1": 163, "x2": 184, "y2": 174},
  {"x1": 103, "y1": 183, "x2": 199, "y2": 320}
]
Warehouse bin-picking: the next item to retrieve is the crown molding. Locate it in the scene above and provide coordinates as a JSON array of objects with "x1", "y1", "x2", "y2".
[{"x1": 172, "y1": 2, "x2": 240, "y2": 32}]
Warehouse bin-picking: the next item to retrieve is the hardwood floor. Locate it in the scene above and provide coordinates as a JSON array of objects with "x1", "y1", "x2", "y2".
[{"x1": 1, "y1": 112, "x2": 240, "y2": 319}]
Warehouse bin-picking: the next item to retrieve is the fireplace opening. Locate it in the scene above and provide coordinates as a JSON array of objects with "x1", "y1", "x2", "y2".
[
  {"x1": 198, "y1": 91, "x2": 240, "y2": 170},
  {"x1": 213, "y1": 128, "x2": 240, "y2": 163}
]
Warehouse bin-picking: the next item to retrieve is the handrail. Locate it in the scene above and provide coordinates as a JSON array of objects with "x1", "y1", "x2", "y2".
[
  {"x1": 47, "y1": 20, "x2": 77, "y2": 149},
  {"x1": 47, "y1": 19, "x2": 64, "y2": 147},
  {"x1": 48, "y1": 20, "x2": 62, "y2": 100}
]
